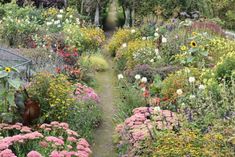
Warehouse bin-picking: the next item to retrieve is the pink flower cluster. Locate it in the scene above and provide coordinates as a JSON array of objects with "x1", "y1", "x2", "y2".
[
  {"x1": 0, "y1": 122, "x2": 92, "y2": 157},
  {"x1": 74, "y1": 83, "x2": 100, "y2": 103},
  {"x1": 115, "y1": 107, "x2": 178, "y2": 155}
]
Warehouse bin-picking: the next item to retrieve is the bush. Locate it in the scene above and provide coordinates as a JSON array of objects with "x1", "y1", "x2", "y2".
[
  {"x1": 80, "y1": 27, "x2": 105, "y2": 50},
  {"x1": 143, "y1": 129, "x2": 234, "y2": 157},
  {"x1": 115, "y1": 80, "x2": 146, "y2": 123},
  {"x1": 116, "y1": 40, "x2": 154, "y2": 69},
  {"x1": 28, "y1": 72, "x2": 75, "y2": 122},
  {"x1": 107, "y1": 28, "x2": 140, "y2": 56},
  {"x1": 215, "y1": 52, "x2": 235, "y2": 82},
  {"x1": 80, "y1": 54, "x2": 109, "y2": 72}
]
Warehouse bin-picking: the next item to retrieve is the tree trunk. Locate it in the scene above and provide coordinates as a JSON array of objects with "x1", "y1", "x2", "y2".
[
  {"x1": 131, "y1": 8, "x2": 135, "y2": 26},
  {"x1": 124, "y1": 7, "x2": 131, "y2": 27},
  {"x1": 94, "y1": 3, "x2": 100, "y2": 26},
  {"x1": 80, "y1": 0, "x2": 84, "y2": 14}
]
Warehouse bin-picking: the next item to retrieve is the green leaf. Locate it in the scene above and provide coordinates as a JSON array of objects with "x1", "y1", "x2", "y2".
[
  {"x1": 8, "y1": 79, "x2": 22, "y2": 89},
  {"x1": 11, "y1": 67, "x2": 20, "y2": 73},
  {"x1": 7, "y1": 92, "x2": 16, "y2": 107},
  {"x1": 0, "y1": 112, "x2": 14, "y2": 123},
  {"x1": 0, "y1": 72, "x2": 8, "y2": 78},
  {"x1": 200, "y1": 51, "x2": 208, "y2": 57}
]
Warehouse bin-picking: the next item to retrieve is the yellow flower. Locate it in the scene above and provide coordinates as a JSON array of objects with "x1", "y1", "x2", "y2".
[
  {"x1": 180, "y1": 45, "x2": 188, "y2": 51},
  {"x1": 192, "y1": 32, "x2": 197, "y2": 36},
  {"x1": 4, "y1": 67, "x2": 11, "y2": 73},
  {"x1": 190, "y1": 41, "x2": 197, "y2": 48}
]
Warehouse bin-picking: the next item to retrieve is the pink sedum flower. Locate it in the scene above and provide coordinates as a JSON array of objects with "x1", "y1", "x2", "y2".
[{"x1": 27, "y1": 151, "x2": 42, "y2": 157}]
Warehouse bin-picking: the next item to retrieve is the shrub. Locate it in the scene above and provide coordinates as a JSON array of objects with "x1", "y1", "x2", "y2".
[
  {"x1": 107, "y1": 28, "x2": 140, "y2": 56},
  {"x1": 115, "y1": 80, "x2": 146, "y2": 123},
  {"x1": 143, "y1": 129, "x2": 234, "y2": 157},
  {"x1": 160, "y1": 68, "x2": 201, "y2": 105},
  {"x1": 116, "y1": 40, "x2": 154, "y2": 69},
  {"x1": 28, "y1": 72, "x2": 75, "y2": 122},
  {"x1": 80, "y1": 27, "x2": 105, "y2": 50},
  {"x1": 80, "y1": 54, "x2": 109, "y2": 72},
  {"x1": 215, "y1": 52, "x2": 235, "y2": 82}
]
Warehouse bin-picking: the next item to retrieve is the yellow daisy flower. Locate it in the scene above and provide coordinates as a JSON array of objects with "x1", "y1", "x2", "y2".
[
  {"x1": 190, "y1": 41, "x2": 197, "y2": 48},
  {"x1": 180, "y1": 45, "x2": 188, "y2": 51},
  {"x1": 192, "y1": 32, "x2": 197, "y2": 36},
  {"x1": 4, "y1": 67, "x2": 11, "y2": 73}
]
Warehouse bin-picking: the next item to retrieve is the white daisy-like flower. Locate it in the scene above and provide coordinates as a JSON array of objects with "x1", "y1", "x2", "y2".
[
  {"x1": 122, "y1": 43, "x2": 127, "y2": 48},
  {"x1": 135, "y1": 74, "x2": 141, "y2": 80},
  {"x1": 155, "y1": 49, "x2": 159, "y2": 55},
  {"x1": 189, "y1": 77, "x2": 195, "y2": 83},
  {"x1": 69, "y1": 15, "x2": 73, "y2": 18},
  {"x1": 153, "y1": 106, "x2": 161, "y2": 114},
  {"x1": 76, "y1": 18, "x2": 80, "y2": 24},
  {"x1": 142, "y1": 37, "x2": 147, "y2": 40},
  {"x1": 189, "y1": 95, "x2": 196, "y2": 99},
  {"x1": 154, "y1": 32, "x2": 159, "y2": 37},
  {"x1": 59, "y1": 9, "x2": 64, "y2": 13},
  {"x1": 46, "y1": 22, "x2": 52, "y2": 26},
  {"x1": 155, "y1": 27, "x2": 159, "y2": 32},
  {"x1": 131, "y1": 29, "x2": 136, "y2": 33},
  {"x1": 141, "y1": 77, "x2": 148, "y2": 83},
  {"x1": 54, "y1": 20, "x2": 60, "y2": 25},
  {"x1": 118, "y1": 74, "x2": 124, "y2": 80},
  {"x1": 162, "y1": 37, "x2": 167, "y2": 43},
  {"x1": 150, "y1": 59, "x2": 154, "y2": 63},
  {"x1": 176, "y1": 89, "x2": 183, "y2": 95},
  {"x1": 57, "y1": 14, "x2": 63, "y2": 19},
  {"x1": 198, "y1": 84, "x2": 205, "y2": 90},
  {"x1": 57, "y1": 24, "x2": 62, "y2": 28}
]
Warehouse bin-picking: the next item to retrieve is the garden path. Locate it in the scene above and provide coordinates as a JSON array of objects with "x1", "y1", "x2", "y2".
[
  {"x1": 91, "y1": 55, "x2": 118, "y2": 157},
  {"x1": 91, "y1": 1, "x2": 119, "y2": 156}
]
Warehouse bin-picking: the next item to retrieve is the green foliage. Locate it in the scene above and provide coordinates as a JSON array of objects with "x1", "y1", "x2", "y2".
[
  {"x1": 80, "y1": 27, "x2": 105, "y2": 51},
  {"x1": 215, "y1": 52, "x2": 235, "y2": 81},
  {"x1": 114, "y1": 79, "x2": 146, "y2": 123},
  {"x1": 0, "y1": 67, "x2": 22, "y2": 123},
  {"x1": 143, "y1": 129, "x2": 234, "y2": 157},
  {"x1": 116, "y1": 40, "x2": 154, "y2": 69},
  {"x1": 67, "y1": 101, "x2": 102, "y2": 142},
  {"x1": 107, "y1": 28, "x2": 140, "y2": 56},
  {"x1": 80, "y1": 54, "x2": 109, "y2": 72},
  {"x1": 28, "y1": 72, "x2": 75, "y2": 122}
]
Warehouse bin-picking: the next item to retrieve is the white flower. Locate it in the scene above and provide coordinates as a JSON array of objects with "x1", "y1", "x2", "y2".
[
  {"x1": 76, "y1": 18, "x2": 80, "y2": 24},
  {"x1": 153, "y1": 106, "x2": 161, "y2": 114},
  {"x1": 59, "y1": 9, "x2": 64, "y2": 13},
  {"x1": 176, "y1": 89, "x2": 183, "y2": 95},
  {"x1": 155, "y1": 27, "x2": 159, "y2": 32},
  {"x1": 142, "y1": 37, "x2": 147, "y2": 40},
  {"x1": 162, "y1": 37, "x2": 167, "y2": 43},
  {"x1": 154, "y1": 32, "x2": 159, "y2": 37},
  {"x1": 141, "y1": 77, "x2": 148, "y2": 83},
  {"x1": 54, "y1": 20, "x2": 60, "y2": 25},
  {"x1": 57, "y1": 24, "x2": 62, "y2": 28},
  {"x1": 69, "y1": 15, "x2": 73, "y2": 18},
  {"x1": 118, "y1": 74, "x2": 124, "y2": 80},
  {"x1": 48, "y1": 55, "x2": 52, "y2": 58},
  {"x1": 199, "y1": 84, "x2": 205, "y2": 90},
  {"x1": 131, "y1": 29, "x2": 136, "y2": 33},
  {"x1": 150, "y1": 59, "x2": 154, "y2": 63},
  {"x1": 122, "y1": 43, "x2": 127, "y2": 48},
  {"x1": 189, "y1": 77, "x2": 195, "y2": 83},
  {"x1": 57, "y1": 14, "x2": 63, "y2": 19},
  {"x1": 189, "y1": 95, "x2": 196, "y2": 99},
  {"x1": 46, "y1": 22, "x2": 52, "y2": 26},
  {"x1": 155, "y1": 49, "x2": 159, "y2": 55},
  {"x1": 135, "y1": 74, "x2": 141, "y2": 80}
]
